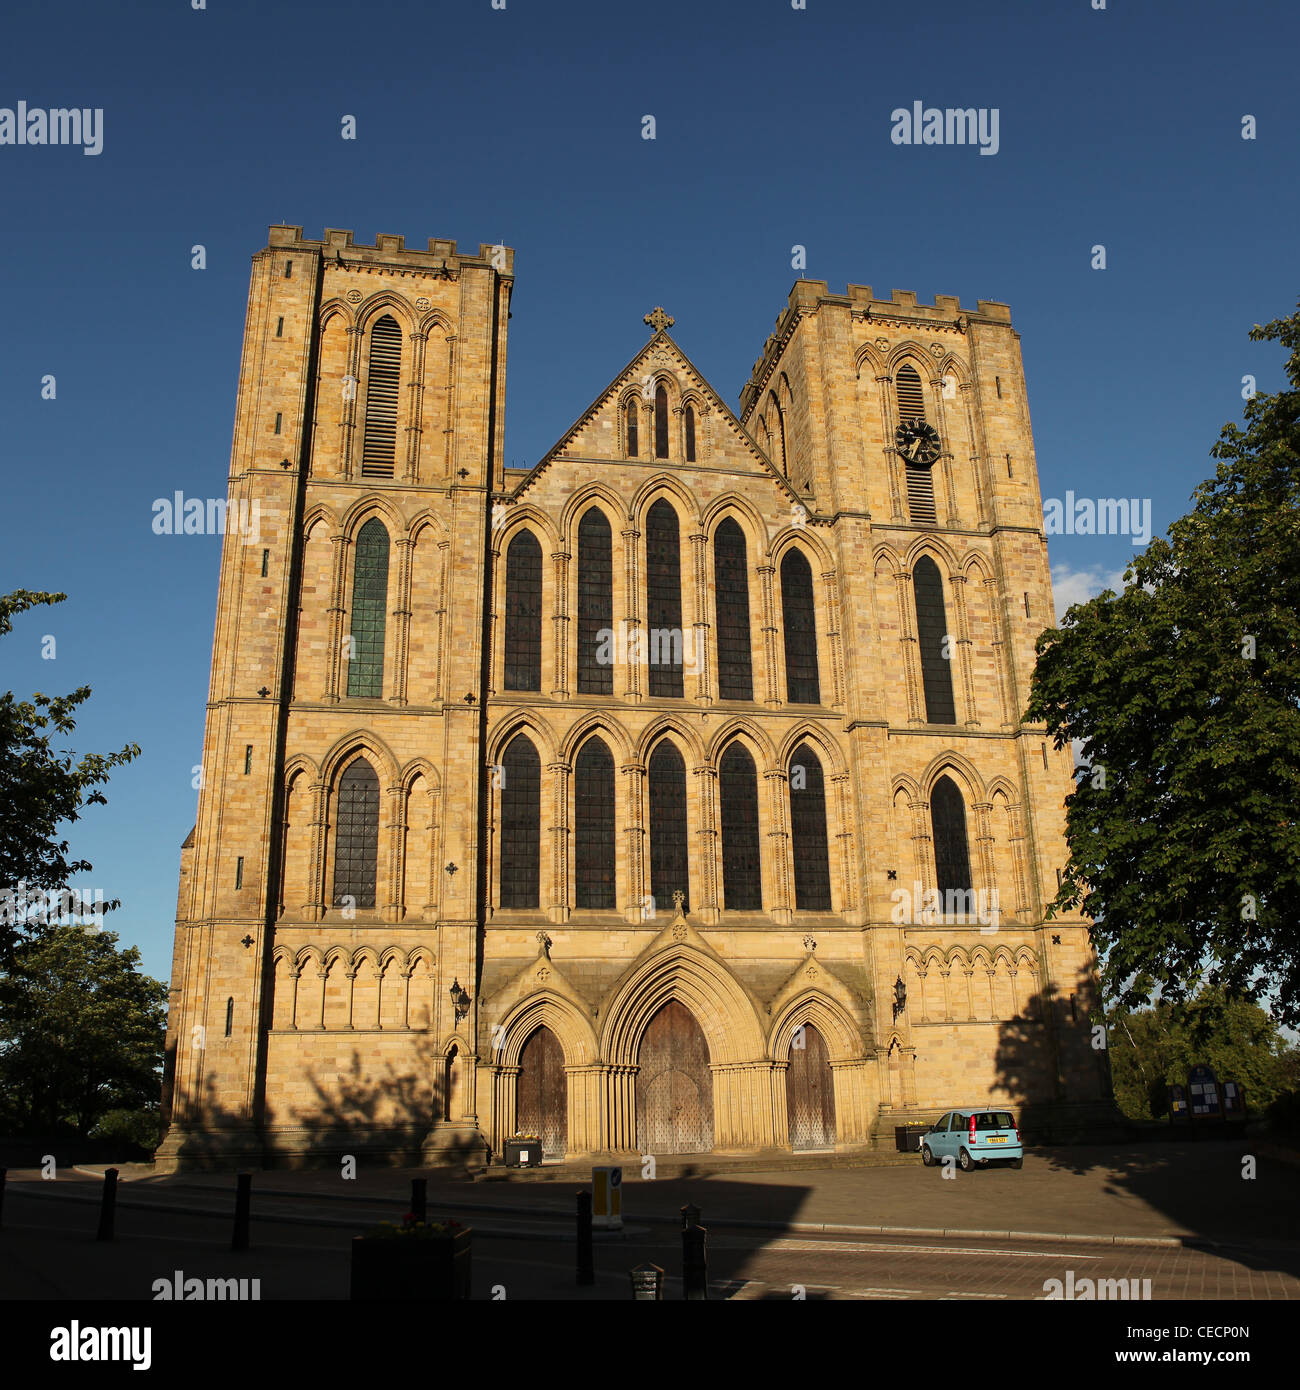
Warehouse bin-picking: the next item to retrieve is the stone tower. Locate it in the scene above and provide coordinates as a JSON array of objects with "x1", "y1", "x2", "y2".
[
  {"x1": 157, "y1": 226, "x2": 510, "y2": 1169},
  {"x1": 157, "y1": 231, "x2": 1109, "y2": 1173}
]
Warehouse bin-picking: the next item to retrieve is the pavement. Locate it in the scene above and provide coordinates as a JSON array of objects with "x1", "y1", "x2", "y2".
[
  {"x1": 2, "y1": 1139, "x2": 1297, "y2": 1300},
  {"x1": 59, "y1": 1136, "x2": 1300, "y2": 1248}
]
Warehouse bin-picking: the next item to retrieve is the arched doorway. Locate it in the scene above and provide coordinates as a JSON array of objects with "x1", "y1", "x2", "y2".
[
  {"x1": 635, "y1": 1000, "x2": 713, "y2": 1154},
  {"x1": 786, "y1": 1023, "x2": 836, "y2": 1150},
  {"x1": 517, "y1": 1025, "x2": 567, "y2": 1159}
]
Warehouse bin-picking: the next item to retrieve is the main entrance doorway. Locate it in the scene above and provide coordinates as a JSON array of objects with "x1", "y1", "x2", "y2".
[
  {"x1": 786, "y1": 1022, "x2": 836, "y2": 1150},
  {"x1": 516, "y1": 1025, "x2": 566, "y2": 1159},
  {"x1": 635, "y1": 1000, "x2": 713, "y2": 1154}
]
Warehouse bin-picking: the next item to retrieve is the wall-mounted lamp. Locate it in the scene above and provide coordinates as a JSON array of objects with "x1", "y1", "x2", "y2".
[{"x1": 892, "y1": 975, "x2": 907, "y2": 1021}]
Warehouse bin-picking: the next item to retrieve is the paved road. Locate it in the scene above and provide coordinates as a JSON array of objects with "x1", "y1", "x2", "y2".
[{"x1": 2, "y1": 1163, "x2": 1297, "y2": 1301}]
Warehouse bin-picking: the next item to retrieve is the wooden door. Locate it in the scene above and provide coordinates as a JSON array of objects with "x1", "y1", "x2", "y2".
[
  {"x1": 517, "y1": 1026, "x2": 566, "y2": 1159},
  {"x1": 786, "y1": 1023, "x2": 836, "y2": 1150},
  {"x1": 636, "y1": 1000, "x2": 714, "y2": 1154}
]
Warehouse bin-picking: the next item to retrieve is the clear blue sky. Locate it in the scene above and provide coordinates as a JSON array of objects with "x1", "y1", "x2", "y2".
[{"x1": 2, "y1": 0, "x2": 1296, "y2": 985}]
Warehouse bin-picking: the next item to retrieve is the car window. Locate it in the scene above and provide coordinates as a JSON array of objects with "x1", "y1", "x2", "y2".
[
  {"x1": 975, "y1": 1111, "x2": 1015, "y2": 1129},
  {"x1": 933, "y1": 1114, "x2": 949, "y2": 1131},
  {"x1": 949, "y1": 1113, "x2": 965, "y2": 1131}
]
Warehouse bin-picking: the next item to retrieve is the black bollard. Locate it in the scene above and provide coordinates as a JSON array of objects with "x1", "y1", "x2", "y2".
[
  {"x1": 0, "y1": 1166, "x2": 6, "y2": 1228},
  {"x1": 96, "y1": 1167, "x2": 119, "y2": 1242},
  {"x1": 232, "y1": 1171, "x2": 252, "y2": 1250},
  {"x1": 411, "y1": 1177, "x2": 427, "y2": 1224},
  {"x1": 681, "y1": 1201, "x2": 700, "y2": 1230},
  {"x1": 682, "y1": 1220, "x2": 708, "y2": 1300},
  {"x1": 576, "y1": 1190, "x2": 595, "y2": 1286}
]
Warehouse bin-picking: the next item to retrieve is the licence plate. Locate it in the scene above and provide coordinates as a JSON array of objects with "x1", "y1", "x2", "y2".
[{"x1": 986, "y1": 1136, "x2": 1008, "y2": 1144}]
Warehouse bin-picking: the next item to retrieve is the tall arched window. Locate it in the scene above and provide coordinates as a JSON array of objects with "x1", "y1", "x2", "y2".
[
  {"x1": 648, "y1": 740, "x2": 688, "y2": 912},
  {"x1": 896, "y1": 363, "x2": 936, "y2": 523},
  {"x1": 714, "y1": 519, "x2": 753, "y2": 700},
  {"x1": 499, "y1": 734, "x2": 541, "y2": 908},
  {"x1": 504, "y1": 531, "x2": 542, "y2": 691},
  {"x1": 577, "y1": 508, "x2": 613, "y2": 694},
  {"x1": 333, "y1": 756, "x2": 380, "y2": 909},
  {"x1": 912, "y1": 556, "x2": 955, "y2": 723},
  {"x1": 719, "y1": 743, "x2": 761, "y2": 910},
  {"x1": 768, "y1": 393, "x2": 787, "y2": 474},
  {"x1": 931, "y1": 775, "x2": 973, "y2": 899},
  {"x1": 645, "y1": 500, "x2": 684, "y2": 698},
  {"x1": 347, "y1": 518, "x2": 389, "y2": 698},
  {"x1": 574, "y1": 737, "x2": 615, "y2": 909},
  {"x1": 626, "y1": 398, "x2": 638, "y2": 457},
  {"x1": 654, "y1": 384, "x2": 670, "y2": 459},
  {"x1": 790, "y1": 743, "x2": 831, "y2": 910},
  {"x1": 361, "y1": 314, "x2": 401, "y2": 478},
  {"x1": 684, "y1": 405, "x2": 696, "y2": 462},
  {"x1": 780, "y1": 550, "x2": 820, "y2": 704}
]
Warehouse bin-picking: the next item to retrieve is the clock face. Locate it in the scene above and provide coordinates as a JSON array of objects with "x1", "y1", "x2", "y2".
[{"x1": 895, "y1": 420, "x2": 941, "y2": 466}]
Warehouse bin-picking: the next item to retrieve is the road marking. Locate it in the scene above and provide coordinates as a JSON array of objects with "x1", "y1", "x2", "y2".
[{"x1": 746, "y1": 1238, "x2": 1101, "y2": 1260}]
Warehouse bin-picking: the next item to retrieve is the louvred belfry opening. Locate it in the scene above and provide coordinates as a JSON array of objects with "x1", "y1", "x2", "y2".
[{"x1": 360, "y1": 315, "x2": 401, "y2": 478}]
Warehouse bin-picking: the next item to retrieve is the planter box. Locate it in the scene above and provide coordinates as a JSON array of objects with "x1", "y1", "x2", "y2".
[{"x1": 350, "y1": 1228, "x2": 472, "y2": 1301}]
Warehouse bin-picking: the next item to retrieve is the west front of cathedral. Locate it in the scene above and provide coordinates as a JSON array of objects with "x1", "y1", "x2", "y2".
[{"x1": 156, "y1": 225, "x2": 1113, "y2": 1171}]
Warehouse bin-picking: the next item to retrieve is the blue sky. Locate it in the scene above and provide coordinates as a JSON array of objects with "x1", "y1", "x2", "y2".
[{"x1": 1, "y1": 0, "x2": 1296, "y2": 984}]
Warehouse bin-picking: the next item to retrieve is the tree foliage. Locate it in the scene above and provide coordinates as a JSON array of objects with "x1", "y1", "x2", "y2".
[
  {"x1": 1026, "y1": 303, "x2": 1300, "y2": 1025},
  {"x1": 1105, "y1": 989, "x2": 1296, "y2": 1122},
  {"x1": 0, "y1": 925, "x2": 167, "y2": 1137},
  {"x1": 0, "y1": 590, "x2": 140, "y2": 961}
]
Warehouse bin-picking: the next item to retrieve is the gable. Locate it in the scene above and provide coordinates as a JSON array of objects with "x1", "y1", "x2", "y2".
[{"x1": 514, "y1": 328, "x2": 798, "y2": 500}]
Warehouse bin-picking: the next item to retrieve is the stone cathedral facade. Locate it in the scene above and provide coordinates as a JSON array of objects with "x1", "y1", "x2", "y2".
[{"x1": 155, "y1": 224, "x2": 1112, "y2": 1172}]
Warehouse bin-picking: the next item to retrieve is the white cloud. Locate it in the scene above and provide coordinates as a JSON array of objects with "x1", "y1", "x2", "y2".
[{"x1": 1050, "y1": 562, "x2": 1129, "y2": 624}]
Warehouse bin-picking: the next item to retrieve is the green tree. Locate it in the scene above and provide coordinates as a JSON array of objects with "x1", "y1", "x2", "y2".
[
  {"x1": 1026, "y1": 303, "x2": 1300, "y2": 1024},
  {"x1": 0, "y1": 925, "x2": 167, "y2": 1137},
  {"x1": 1105, "y1": 989, "x2": 1294, "y2": 1122},
  {"x1": 0, "y1": 590, "x2": 140, "y2": 961}
]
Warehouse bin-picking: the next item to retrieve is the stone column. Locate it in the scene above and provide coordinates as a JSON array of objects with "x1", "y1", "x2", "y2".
[
  {"x1": 694, "y1": 764, "x2": 720, "y2": 925},
  {"x1": 757, "y1": 561, "x2": 781, "y2": 705},
  {"x1": 930, "y1": 370, "x2": 959, "y2": 527},
  {"x1": 877, "y1": 374, "x2": 903, "y2": 521},
  {"x1": 307, "y1": 779, "x2": 329, "y2": 922},
  {"x1": 689, "y1": 530, "x2": 712, "y2": 703},
  {"x1": 389, "y1": 534, "x2": 414, "y2": 706},
  {"x1": 949, "y1": 571, "x2": 979, "y2": 728},
  {"x1": 442, "y1": 335, "x2": 457, "y2": 477},
  {"x1": 896, "y1": 569, "x2": 923, "y2": 724},
  {"x1": 822, "y1": 567, "x2": 847, "y2": 709},
  {"x1": 404, "y1": 331, "x2": 427, "y2": 482},
  {"x1": 623, "y1": 761, "x2": 646, "y2": 923},
  {"x1": 621, "y1": 526, "x2": 642, "y2": 702},
  {"x1": 325, "y1": 533, "x2": 350, "y2": 702},
  {"x1": 765, "y1": 767, "x2": 792, "y2": 923},
  {"x1": 831, "y1": 771, "x2": 856, "y2": 915},
  {"x1": 340, "y1": 326, "x2": 362, "y2": 479},
  {"x1": 551, "y1": 548, "x2": 570, "y2": 699},
  {"x1": 987, "y1": 576, "x2": 1013, "y2": 727},
  {"x1": 547, "y1": 760, "x2": 570, "y2": 923},
  {"x1": 960, "y1": 383, "x2": 989, "y2": 527},
  {"x1": 385, "y1": 781, "x2": 405, "y2": 920}
]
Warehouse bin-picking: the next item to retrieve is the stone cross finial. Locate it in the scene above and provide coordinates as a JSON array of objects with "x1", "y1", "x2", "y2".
[
  {"x1": 672, "y1": 890, "x2": 685, "y2": 911},
  {"x1": 644, "y1": 306, "x2": 674, "y2": 333}
]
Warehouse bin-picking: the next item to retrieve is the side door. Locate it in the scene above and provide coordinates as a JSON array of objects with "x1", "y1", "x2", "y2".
[
  {"x1": 949, "y1": 1111, "x2": 967, "y2": 1157},
  {"x1": 928, "y1": 1112, "x2": 951, "y2": 1157}
]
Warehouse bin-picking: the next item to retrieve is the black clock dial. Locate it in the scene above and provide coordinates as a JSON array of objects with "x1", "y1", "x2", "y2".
[{"x1": 895, "y1": 420, "x2": 941, "y2": 466}]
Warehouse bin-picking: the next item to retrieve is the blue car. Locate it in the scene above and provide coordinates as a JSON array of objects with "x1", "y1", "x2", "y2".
[{"x1": 920, "y1": 1107, "x2": 1023, "y2": 1170}]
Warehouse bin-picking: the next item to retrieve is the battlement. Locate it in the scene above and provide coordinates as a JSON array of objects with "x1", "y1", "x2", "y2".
[
  {"x1": 740, "y1": 280, "x2": 1012, "y2": 417},
  {"x1": 263, "y1": 224, "x2": 514, "y2": 274}
]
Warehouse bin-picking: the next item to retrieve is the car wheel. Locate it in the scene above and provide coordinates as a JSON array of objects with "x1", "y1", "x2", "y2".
[
  {"x1": 958, "y1": 1147, "x2": 973, "y2": 1172},
  {"x1": 1010, "y1": 1157, "x2": 1023, "y2": 1169},
  {"x1": 921, "y1": 1144, "x2": 935, "y2": 1167}
]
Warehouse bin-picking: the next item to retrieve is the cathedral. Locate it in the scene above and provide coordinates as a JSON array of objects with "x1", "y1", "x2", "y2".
[{"x1": 155, "y1": 225, "x2": 1111, "y2": 1171}]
